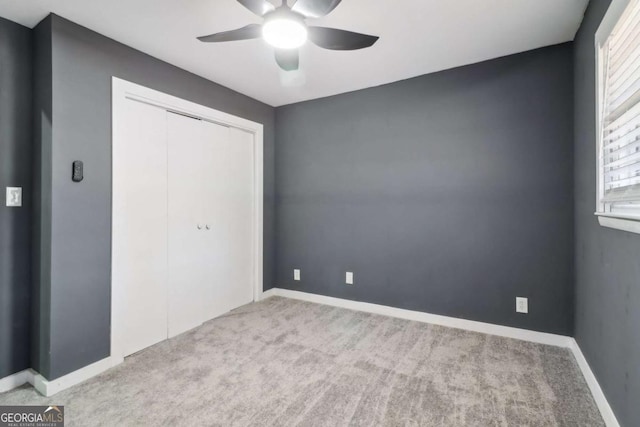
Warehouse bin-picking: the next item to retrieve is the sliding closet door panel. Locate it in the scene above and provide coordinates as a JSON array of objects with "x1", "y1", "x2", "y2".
[
  {"x1": 167, "y1": 113, "x2": 207, "y2": 337},
  {"x1": 200, "y1": 122, "x2": 231, "y2": 320},
  {"x1": 208, "y1": 125, "x2": 255, "y2": 315},
  {"x1": 116, "y1": 100, "x2": 168, "y2": 357}
]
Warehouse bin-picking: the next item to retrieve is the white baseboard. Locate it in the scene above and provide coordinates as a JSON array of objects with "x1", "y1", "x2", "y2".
[
  {"x1": 569, "y1": 339, "x2": 620, "y2": 427},
  {"x1": 33, "y1": 356, "x2": 123, "y2": 397},
  {"x1": 0, "y1": 369, "x2": 35, "y2": 393},
  {"x1": 265, "y1": 288, "x2": 573, "y2": 347},
  {"x1": 259, "y1": 288, "x2": 277, "y2": 301}
]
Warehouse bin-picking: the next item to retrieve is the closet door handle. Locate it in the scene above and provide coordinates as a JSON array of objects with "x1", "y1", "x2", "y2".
[
  {"x1": 205, "y1": 225, "x2": 210, "y2": 230},
  {"x1": 197, "y1": 224, "x2": 203, "y2": 230}
]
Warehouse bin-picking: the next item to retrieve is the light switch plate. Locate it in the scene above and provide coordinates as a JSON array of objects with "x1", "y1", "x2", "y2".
[
  {"x1": 6, "y1": 187, "x2": 22, "y2": 207},
  {"x1": 516, "y1": 297, "x2": 528, "y2": 314},
  {"x1": 346, "y1": 272, "x2": 354, "y2": 285},
  {"x1": 294, "y1": 269, "x2": 300, "y2": 281}
]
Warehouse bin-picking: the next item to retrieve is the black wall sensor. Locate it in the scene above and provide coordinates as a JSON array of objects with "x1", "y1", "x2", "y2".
[{"x1": 72, "y1": 161, "x2": 84, "y2": 182}]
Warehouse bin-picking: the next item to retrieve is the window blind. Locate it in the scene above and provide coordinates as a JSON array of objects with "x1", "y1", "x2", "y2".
[{"x1": 602, "y1": 0, "x2": 640, "y2": 202}]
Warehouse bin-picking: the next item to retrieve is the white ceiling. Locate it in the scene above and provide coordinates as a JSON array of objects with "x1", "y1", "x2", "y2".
[{"x1": 0, "y1": 0, "x2": 588, "y2": 106}]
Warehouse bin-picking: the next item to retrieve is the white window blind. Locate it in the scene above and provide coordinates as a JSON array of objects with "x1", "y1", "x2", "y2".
[{"x1": 601, "y1": 0, "x2": 640, "y2": 203}]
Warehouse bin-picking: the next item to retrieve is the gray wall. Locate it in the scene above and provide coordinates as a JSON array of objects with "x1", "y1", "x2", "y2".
[
  {"x1": 276, "y1": 44, "x2": 575, "y2": 335},
  {"x1": 574, "y1": 0, "x2": 640, "y2": 425},
  {"x1": 33, "y1": 14, "x2": 276, "y2": 379},
  {"x1": 31, "y1": 15, "x2": 53, "y2": 376},
  {"x1": 0, "y1": 16, "x2": 32, "y2": 378}
]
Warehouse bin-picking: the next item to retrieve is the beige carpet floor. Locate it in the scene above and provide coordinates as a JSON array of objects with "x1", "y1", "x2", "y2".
[{"x1": 0, "y1": 296, "x2": 603, "y2": 426}]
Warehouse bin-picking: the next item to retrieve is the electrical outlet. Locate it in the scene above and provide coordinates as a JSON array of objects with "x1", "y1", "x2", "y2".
[
  {"x1": 346, "y1": 272, "x2": 354, "y2": 285},
  {"x1": 516, "y1": 297, "x2": 528, "y2": 314},
  {"x1": 294, "y1": 269, "x2": 300, "y2": 281}
]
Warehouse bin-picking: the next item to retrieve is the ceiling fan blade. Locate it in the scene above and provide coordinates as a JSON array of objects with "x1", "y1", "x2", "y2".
[
  {"x1": 197, "y1": 24, "x2": 262, "y2": 43},
  {"x1": 291, "y1": 0, "x2": 342, "y2": 18},
  {"x1": 308, "y1": 27, "x2": 379, "y2": 50},
  {"x1": 237, "y1": 0, "x2": 275, "y2": 16},
  {"x1": 275, "y1": 49, "x2": 299, "y2": 71}
]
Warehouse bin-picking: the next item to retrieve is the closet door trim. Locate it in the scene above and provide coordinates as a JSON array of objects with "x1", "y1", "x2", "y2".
[{"x1": 111, "y1": 77, "x2": 264, "y2": 361}]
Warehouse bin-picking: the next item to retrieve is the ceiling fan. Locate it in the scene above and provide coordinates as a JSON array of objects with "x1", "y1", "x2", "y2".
[{"x1": 197, "y1": 0, "x2": 379, "y2": 71}]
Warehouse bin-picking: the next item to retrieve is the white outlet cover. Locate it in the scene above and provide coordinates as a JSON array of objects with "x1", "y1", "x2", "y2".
[
  {"x1": 346, "y1": 272, "x2": 354, "y2": 285},
  {"x1": 6, "y1": 187, "x2": 22, "y2": 207},
  {"x1": 294, "y1": 269, "x2": 300, "y2": 281},
  {"x1": 516, "y1": 297, "x2": 528, "y2": 314}
]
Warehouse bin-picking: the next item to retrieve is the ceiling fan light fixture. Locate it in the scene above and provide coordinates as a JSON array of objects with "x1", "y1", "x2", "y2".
[
  {"x1": 262, "y1": 17, "x2": 308, "y2": 49},
  {"x1": 197, "y1": 0, "x2": 379, "y2": 72}
]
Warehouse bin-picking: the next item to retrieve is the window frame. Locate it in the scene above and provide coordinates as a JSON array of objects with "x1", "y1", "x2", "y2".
[{"x1": 595, "y1": 0, "x2": 640, "y2": 234}]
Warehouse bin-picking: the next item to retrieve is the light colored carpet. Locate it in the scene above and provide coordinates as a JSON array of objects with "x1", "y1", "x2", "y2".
[{"x1": 0, "y1": 296, "x2": 603, "y2": 426}]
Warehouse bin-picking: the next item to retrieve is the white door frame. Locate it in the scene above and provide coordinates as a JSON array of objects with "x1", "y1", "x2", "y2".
[{"x1": 111, "y1": 77, "x2": 264, "y2": 362}]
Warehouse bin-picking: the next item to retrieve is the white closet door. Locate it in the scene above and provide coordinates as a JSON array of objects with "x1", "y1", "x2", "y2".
[
  {"x1": 206, "y1": 125, "x2": 255, "y2": 317},
  {"x1": 199, "y1": 121, "x2": 230, "y2": 320},
  {"x1": 167, "y1": 113, "x2": 208, "y2": 337},
  {"x1": 115, "y1": 100, "x2": 169, "y2": 357}
]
